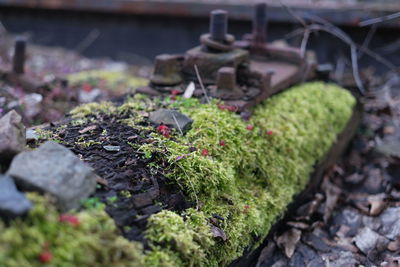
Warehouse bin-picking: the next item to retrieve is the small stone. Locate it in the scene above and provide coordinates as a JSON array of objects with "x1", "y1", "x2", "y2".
[
  {"x1": 0, "y1": 175, "x2": 32, "y2": 220},
  {"x1": 353, "y1": 227, "x2": 388, "y2": 255},
  {"x1": 0, "y1": 110, "x2": 26, "y2": 162},
  {"x1": 149, "y1": 109, "x2": 193, "y2": 133},
  {"x1": 78, "y1": 88, "x2": 102, "y2": 103},
  {"x1": 7, "y1": 141, "x2": 97, "y2": 211},
  {"x1": 26, "y1": 128, "x2": 39, "y2": 141},
  {"x1": 103, "y1": 145, "x2": 121, "y2": 152}
]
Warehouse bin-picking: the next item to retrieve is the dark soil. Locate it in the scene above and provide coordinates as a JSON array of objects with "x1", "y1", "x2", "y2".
[{"x1": 32, "y1": 111, "x2": 190, "y2": 245}]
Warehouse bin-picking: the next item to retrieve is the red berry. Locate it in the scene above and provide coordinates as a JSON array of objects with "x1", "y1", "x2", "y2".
[
  {"x1": 266, "y1": 130, "x2": 273, "y2": 136},
  {"x1": 156, "y1": 124, "x2": 170, "y2": 138},
  {"x1": 226, "y1": 105, "x2": 237, "y2": 112},
  {"x1": 82, "y1": 83, "x2": 92, "y2": 92},
  {"x1": 38, "y1": 250, "x2": 52, "y2": 263},
  {"x1": 219, "y1": 140, "x2": 226, "y2": 146},
  {"x1": 59, "y1": 214, "x2": 80, "y2": 227},
  {"x1": 246, "y1": 125, "x2": 253, "y2": 131},
  {"x1": 201, "y1": 149, "x2": 208, "y2": 156},
  {"x1": 217, "y1": 104, "x2": 226, "y2": 111},
  {"x1": 243, "y1": 205, "x2": 250, "y2": 213},
  {"x1": 171, "y1": 89, "x2": 179, "y2": 96}
]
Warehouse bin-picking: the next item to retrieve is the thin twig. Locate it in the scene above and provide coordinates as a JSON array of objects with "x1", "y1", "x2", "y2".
[
  {"x1": 171, "y1": 113, "x2": 183, "y2": 135},
  {"x1": 297, "y1": 23, "x2": 365, "y2": 93},
  {"x1": 194, "y1": 64, "x2": 210, "y2": 103},
  {"x1": 360, "y1": 12, "x2": 400, "y2": 27},
  {"x1": 277, "y1": 0, "x2": 307, "y2": 27},
  {"x1": 358, "y1": 24, "x2": 377, "y2": 59},
  {"x1": 75, "y1": 29, "x2": 100, "y2": 53},
  {"x1": 300, "y1": 28, "x2": 310, "y2": 58}
]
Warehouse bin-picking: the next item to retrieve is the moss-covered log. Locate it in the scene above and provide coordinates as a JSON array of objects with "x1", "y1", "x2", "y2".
[{"x1": 0, "y1": 82, "x2": 356, "y2": 266}]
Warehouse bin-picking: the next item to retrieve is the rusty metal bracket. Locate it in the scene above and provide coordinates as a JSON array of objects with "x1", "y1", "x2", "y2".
[{"x1": 143, "y1": 4, "x2": 316, "y2": 113}]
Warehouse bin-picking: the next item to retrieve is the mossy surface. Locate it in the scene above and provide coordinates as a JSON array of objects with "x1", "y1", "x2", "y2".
[
  {"x1": 1, "y1": 82, "x2": 355, "y2": 266},
  {"x1": 138, "y1": 82, "x2": 355, "y2": 266},
  {"x1": 67, "y1": 69, "x2": 147, "y2": 92},
  {"x1": 0, "y1": 193, "x2": 145, "y2": 267}
]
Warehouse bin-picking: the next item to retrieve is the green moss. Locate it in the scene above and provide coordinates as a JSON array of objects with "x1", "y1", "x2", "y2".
[
  {"x1": 70, "y1": 102, "x2": 116, "y2": 119},
  {"x1": 67, "y1": 69, "x2": 148, "y2": 92},
  {"x1": 0, "y1": 194, "x2": 144, "y2": 267},
  {"x1": 5, "y1": 82, "x2": 355, "y2": 266},
  {"x1": 140, "y1": 82, "x2": 355, "y2": 266}
]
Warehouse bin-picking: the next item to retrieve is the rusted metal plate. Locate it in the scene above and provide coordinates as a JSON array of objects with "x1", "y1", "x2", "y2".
[
  {"x1": 0, "y1": 0, "x2": 399, "y2": 28},
  {"x1": 249, "y1": 60, "x2": 300, "y2": 91}
]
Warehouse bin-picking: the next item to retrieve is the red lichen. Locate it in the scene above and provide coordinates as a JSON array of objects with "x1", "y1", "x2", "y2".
[
  {"x1": 266, "y1": 130, "x2": 273, "y2": 136},
  {"x1": 171, "y1": 89, "x2": 179, "y2": 96},
  {"x1": 219, "y1": 140, "x2": 226, "y2": 146},
  {"x1": 201, "y1": 149, "x2": 209, "y2": 156}
]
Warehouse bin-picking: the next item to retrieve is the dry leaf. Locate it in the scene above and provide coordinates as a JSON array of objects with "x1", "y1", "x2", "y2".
[{"x1": 276, "y1": 229, "x2": 301, "y2": 258}]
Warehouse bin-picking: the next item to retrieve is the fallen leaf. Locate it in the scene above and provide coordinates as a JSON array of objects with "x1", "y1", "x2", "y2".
[{"x1": 275, "y1": 228, "x2": 302, "y2": 258}]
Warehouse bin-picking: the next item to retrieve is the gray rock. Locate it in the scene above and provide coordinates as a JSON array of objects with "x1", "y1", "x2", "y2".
[
  {"x1": 0, "y1": 110, "x2": 26, "y2": 161},
  {"x1": 375, "y1": 139, "x2": 400, "y2": 158},
  {"x1": 149, "y1": 109, "x2": 193, "y2": 133},
  {"x1": 353, "y1": 227, "x2": 388, "y2": 254},
  {"x1": 0, "y1": 175, "x2": 32, "y2": 220},
  {"x1": 378, "y1": 207, "x2": 400, "y2": 240},
  {"x1": 7, "y1": 141, "x2": 97, "y2": 211}
]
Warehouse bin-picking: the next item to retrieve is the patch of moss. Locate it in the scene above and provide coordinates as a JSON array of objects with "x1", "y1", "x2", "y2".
[
  {"x1": 66, "y1": 69, "x2": 148, "y2": 92},
  {"x1": 70, "y1": 102, "x2": 116, "y2": 119},
  {"x1": 0, "y1": 193, "x2": 145, "y2": 267},
  {"x1": 8, "y1": 82, "x2": 355, "y2": 266},
  {"x1": 139, "y1": 82, "x2": 355, "y2": 266}
]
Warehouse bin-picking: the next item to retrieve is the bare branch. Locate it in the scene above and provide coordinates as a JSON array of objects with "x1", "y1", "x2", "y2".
[{"x1": 360, "y1": 12, "x2": 400, "y2": 27}]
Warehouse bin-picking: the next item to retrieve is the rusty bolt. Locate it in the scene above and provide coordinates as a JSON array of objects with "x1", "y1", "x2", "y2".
[
  {"x1": 253, "y1": 3, "x2": 267, "y2": 44},
  {"x1": 210, "y1": 10, "x2": 228, "y2": 43},
  {"x1": 13, "y1": 36, "x2": 26, "y2": 74},
  {"x1": 217, "y1": 67, "x2": 236, "y2": 91},
  {"x1": 150, "y1": 54, "x2": 183, "y2": 86}
]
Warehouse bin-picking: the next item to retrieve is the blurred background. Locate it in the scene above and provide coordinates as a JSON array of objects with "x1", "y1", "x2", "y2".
[{"x1": 1, "y1": 0, "x2": 399, "y2": 66}]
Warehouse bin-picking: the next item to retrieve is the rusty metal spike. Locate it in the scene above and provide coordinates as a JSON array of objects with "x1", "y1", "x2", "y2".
[
  {"x1": 210, "y1": 9, "x2": 228, "y2": 42},
  {"x1": 253, "y1": 3, "x2": 267, "y2": 44}
]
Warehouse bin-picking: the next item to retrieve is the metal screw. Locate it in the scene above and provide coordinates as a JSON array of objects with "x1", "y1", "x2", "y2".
[
  {"x1": 13, "y1": 36, "x2": 26, "y2": 74},
  {"x1": 210, "y1": 9, "x2": 228, "y2": 42},
  {"x1": 253, "y1": 3, "x2": 267, "y2": 44}
]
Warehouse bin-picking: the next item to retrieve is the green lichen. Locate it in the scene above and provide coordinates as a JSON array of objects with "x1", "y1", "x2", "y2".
[{"x1": 0, "y1": 193, "x2": 144, "y2": 267}]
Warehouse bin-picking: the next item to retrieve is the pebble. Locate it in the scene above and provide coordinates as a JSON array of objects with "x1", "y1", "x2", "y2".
[{"x1": 0, "y1": 175, "x2": 32, "y2": 220}]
